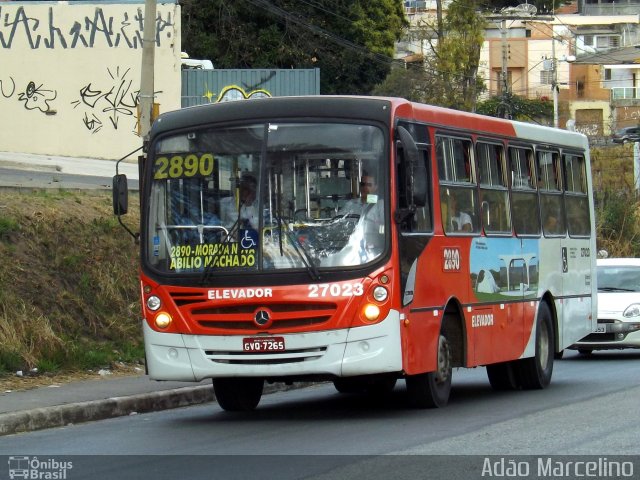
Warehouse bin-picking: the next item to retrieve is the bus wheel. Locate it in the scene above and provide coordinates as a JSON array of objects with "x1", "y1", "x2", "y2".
[
  {"x1": 366, "y1": 374, "x2": 398, "y2": 395},
  {"x1": 213, "y1": 378, "x2": 264, "y2": 411},
  {"x1": 333, "y1": 378, "x2": 363, "y2": 394},
  {"x1": 333, "y1": 374, "x2": 398, "y2": 395},
  {"x1": 516, "y1": 302, "x2": 554, "y2": 390},
  {"x1": 486, "y1": 362, "x2": 519, "y2": 391},
  {"x1": 406, "y1": 334, "x2": 452, "y2": 408}
]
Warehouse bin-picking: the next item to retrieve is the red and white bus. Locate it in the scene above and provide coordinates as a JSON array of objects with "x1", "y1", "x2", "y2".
[{"x1": 114, "y1": 96, "x2": 596, "y2": 410}]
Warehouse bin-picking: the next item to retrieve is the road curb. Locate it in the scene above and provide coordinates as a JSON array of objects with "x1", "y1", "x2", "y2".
[
  {"x1": 0, "y1": 382, "x2": 307, "y2": 436},
  {"x1": 0, "y1": 385, "x2": 213, "y2": 436}
]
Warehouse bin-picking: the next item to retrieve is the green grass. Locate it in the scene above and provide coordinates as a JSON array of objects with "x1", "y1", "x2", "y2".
[
  {"x1": 0, "y1": 350, "x2": 23, "y2": 373},
  {"x1": 0, "y1": 216, "x2": 19, "y2": 239},
  {"x1": 0, "y1": 190, "x2": 143, "y2": 376},
  {"x1": 36, "y1": 358, "x2": 61, "y2": 374}
]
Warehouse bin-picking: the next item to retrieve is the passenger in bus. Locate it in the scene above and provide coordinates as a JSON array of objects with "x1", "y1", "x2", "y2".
[
  {"x1": 544, "y1": 212, "x2": 561, "y2": 235},
  {"x1": 449, "y1": 195, "x2": 472, "y2": 232},
  {"x1": 220, "y1": 173, "x2": 259, "y2": 229},
  {"x1": 340, "y1": 172, "x2": 380, "y2": 217}
]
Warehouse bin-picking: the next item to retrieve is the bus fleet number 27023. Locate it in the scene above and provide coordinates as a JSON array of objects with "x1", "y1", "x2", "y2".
[{"x1": 308, "y1": 283, "x2": 364, "y2": 297}]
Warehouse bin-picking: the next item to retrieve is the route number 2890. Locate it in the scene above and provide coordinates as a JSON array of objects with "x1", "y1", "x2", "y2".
[{"x1": 443, "y1": 247, "x2": 461, "y2": 271}]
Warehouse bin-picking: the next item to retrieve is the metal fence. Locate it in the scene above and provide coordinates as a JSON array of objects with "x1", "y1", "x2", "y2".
[
  {"x1": 181, "y1": 68, "x2": 321, "y2": 108},
  {"x1": 611, "y1": 87, "x2": 640, "y2": 101}
]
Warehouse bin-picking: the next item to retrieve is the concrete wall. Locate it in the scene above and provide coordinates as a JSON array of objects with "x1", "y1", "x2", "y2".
[{"x1": 0, "y1": 1, "x2": 181, "y2": 160}]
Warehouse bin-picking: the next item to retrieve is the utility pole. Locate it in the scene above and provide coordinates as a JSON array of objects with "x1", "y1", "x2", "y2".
[
  {"x1": 487, "y1": 6, "x2": 553, "y2": 120},
  {"x1": 436, "y1": 0, "x2": 443, "y2": 42},
  {"x1": 634, "y1": 142, "x2": 640, "y2": 197},
  {"x1": 551, "y1": 3, "x2": 559, "y2": 128},
  {"x1": 500, "y1": 18, "x2": 510, "y2": 118},
  {"x1": 551, "y1": 33, "x2": 559, "y2": 128},
  {"x1": 139, "y1": 0, "x2": 157, "y2": 141}
]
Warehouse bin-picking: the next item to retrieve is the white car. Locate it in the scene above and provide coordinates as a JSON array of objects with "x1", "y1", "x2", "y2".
[{"x1": 571, "y1": 258, "x2": 640, "y2": 354}]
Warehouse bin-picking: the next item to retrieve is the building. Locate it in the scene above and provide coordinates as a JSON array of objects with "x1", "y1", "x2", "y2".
[
  {"x1": 398, "y1": 1, "x2": 640, "y2": 140},
  {"x1": 0, "y1": 1, "x2": 183, "y2": 159}
]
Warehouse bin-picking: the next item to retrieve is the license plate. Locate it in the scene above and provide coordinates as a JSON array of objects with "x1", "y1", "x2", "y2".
[
  {"x1": 594, "y1": 324, "x2": 607, "y2": 333},
  {"x1": 243, "y1": 337, "x2": 285, "y2": 352}
]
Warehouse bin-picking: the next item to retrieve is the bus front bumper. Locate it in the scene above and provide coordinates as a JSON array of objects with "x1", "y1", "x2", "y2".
[{"x1": 142, "y1": 312, "x2": 403, "y2": 382}]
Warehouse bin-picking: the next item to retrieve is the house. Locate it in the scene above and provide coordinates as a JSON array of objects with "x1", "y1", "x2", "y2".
[
  {"x1": 481, "y1": 10, "x2": 639, "y2": 137},
  {"x1": 397, "y1": 2, "x2": 640, "y2": 140}
]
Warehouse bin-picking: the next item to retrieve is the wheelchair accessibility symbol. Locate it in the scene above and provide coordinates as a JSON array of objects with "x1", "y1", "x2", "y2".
[{"x1": 240, "y1": 229, "x2": 258, "y2": 249}]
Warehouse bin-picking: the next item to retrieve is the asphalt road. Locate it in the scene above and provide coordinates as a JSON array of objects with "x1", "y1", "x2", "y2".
[{"x1": 2, "y1": 350, "x2": 639, "y2": 479}]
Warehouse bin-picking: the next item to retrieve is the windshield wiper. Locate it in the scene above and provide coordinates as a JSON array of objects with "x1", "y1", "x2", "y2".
[{"x1": 277, "y1": 214, "x2": 321, "y2": 282}]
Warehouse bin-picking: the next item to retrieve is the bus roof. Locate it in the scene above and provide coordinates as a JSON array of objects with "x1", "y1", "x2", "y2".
[{"x1": 150, "y1": 96, "x2": 588, "y2": 151}]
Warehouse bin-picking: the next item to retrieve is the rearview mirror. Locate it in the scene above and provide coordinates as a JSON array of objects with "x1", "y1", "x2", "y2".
[{"x1": 112, "y1": 174, "x2": 128, "y2": 215}]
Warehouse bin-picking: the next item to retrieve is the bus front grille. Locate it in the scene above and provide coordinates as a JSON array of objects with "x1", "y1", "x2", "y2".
[
  {"x1": 166, "y1": 290, "x2": 338, "y2": 333},
  {"x1": 204, "y1": 347, "x2": 327, "y2": 365},
  {"x1": 197, "y1": 315, "x2": 331, "y2": 330}
]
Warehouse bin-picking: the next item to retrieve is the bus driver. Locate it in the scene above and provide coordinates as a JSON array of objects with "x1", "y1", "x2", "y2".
[{"x1": 220, "y1": 173, "x2": 259, "y2": 229}]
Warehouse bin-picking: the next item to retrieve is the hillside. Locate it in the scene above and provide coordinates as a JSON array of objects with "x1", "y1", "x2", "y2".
[{"x1": 0, "y1": 189, "x2": 143, "y2": 384}]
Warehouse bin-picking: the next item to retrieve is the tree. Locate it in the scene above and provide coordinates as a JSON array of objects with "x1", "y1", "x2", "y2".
[
  {"x1": 180, "y1": 0, "x2": 406, "y2": 95},
  {"x1": 371, "y1": 64, "x2": 427, "y2": 102},
  {"x1": 433, "y1": 0, "x2": 486, "y2": 110},
  {"x1": 374, "y1": 0, "x2": 486, "y2": 111},
  {"x1": 476, "y1": 94, "x2": 553, "y2": 123}
]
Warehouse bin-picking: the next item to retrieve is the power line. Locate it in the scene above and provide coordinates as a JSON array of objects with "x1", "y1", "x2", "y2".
[
  {"x1": 241, "y1": 1, "x2": 630, "y2": 107},
  {"x1": 243, "y1": 0, "x2": 396, "y2": 67}
]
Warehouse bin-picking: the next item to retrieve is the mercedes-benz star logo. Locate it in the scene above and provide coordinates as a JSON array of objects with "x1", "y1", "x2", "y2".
[{"x1": 254, "y1": 310, "x2": 270, "y2": 327}]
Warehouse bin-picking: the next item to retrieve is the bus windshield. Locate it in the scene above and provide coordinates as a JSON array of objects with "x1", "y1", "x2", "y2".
[{"x1": 145, "y1": 121, "x2": 387, "y2": 275}]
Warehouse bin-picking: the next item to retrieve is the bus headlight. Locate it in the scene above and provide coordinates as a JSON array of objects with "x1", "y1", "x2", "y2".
[
  {"x1": 372, "y1": 286, "x2": 388, "y2": 302},
  {"x1": 154, "y1": 312, "x2": 172, "y2": 329},
  {"x1": 146, "y1": 295, "x2": 161, "y2": 311},
  {"x1": 363, "y1": 304, "x2": 380, "y2": 322}
]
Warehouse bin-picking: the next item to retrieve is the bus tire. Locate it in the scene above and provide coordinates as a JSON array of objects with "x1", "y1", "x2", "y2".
[
  {"x1": 213, "y1": 378, "x2": 264, "y2": 411},
  {"x1": 486, "y1": 361, "x2": 519, "y2": 391},
  {"x1": 333, "y1": 374, "x2": 398, "y2": 395},
  {"x1": 406, "y1": 334, "x2": 452, "y2": 408},
  {"x1": 333, "y1": 378, "x2": 363, "y2": 394},
  {"x1": 366, "y1": 374, "x2": 398, "y2": 395},
  {"x1": 515, "y1": 302, "x2": 554, "y2": 390}
]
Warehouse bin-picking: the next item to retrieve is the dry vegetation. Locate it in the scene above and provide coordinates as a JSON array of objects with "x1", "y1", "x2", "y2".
[
  {"x1": 0, "y1": 189, "x2": 142, "y2": 386},
  {"x1": 591, "y1": 143, "x2": 640, "y2": 257}
]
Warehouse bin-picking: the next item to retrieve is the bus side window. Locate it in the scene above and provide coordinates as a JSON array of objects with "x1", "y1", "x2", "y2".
[
  {"x1": 564, "y1": 152, "x2": 590, "y2": 237},
  {"x1": 441, "y1": 187, "x2": 475, "y2": 233},
  {"x1": 537, "y1": 149, "x2": 566, "y2": 237},
  {"x1": 509, "y1": 146, "x2": 540, "y2": 236},
  {"x1": 477, "y1": 142, "x2": 510, "y2": 234},
  {"x1": 437, "y1": 136, "x2": 474, "y2": 183},
  {"x1": 437, "y1": 134, "x2": 477, "y2": 235}
]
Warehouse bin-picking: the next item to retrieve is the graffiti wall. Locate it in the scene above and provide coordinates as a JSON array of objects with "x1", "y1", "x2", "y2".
[{"x1": 0, "y1": 1, "x2": 181, "y2": 159}]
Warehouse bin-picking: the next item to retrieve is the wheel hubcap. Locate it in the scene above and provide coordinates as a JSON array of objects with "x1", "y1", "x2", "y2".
[
  {"x1": 435, "y1": 335, "x2": 451, "y2": 384},
  {"x1": 538, "y1": 323, "x2": 550, "y2": 369}
]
